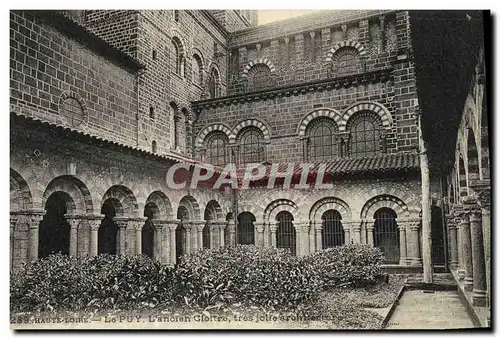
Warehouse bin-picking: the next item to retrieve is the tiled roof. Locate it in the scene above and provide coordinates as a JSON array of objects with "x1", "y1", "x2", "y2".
[
  {"x1": 10, "y1": 111, "x2": 195, "y2": 165},
  {"x1": 230, "y1": 153, "x2": 419, "y2": 178},
  {"x1": 323, "y1": 153, "x2": 420, "y2": 175}
]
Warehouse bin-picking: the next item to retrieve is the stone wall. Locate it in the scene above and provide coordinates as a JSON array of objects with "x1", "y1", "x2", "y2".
[{"x1": 10, "y1": 10, "x2": 139, "y2": 148}]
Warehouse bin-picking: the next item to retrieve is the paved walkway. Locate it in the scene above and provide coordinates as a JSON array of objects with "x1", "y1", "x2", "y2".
[{"x1": 386, "y1": 290, "x2": 474, "y2": 329}]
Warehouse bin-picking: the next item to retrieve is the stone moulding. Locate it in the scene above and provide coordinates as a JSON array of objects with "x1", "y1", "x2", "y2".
[{"x1": 192, "y1": 68, "x2": 393, "y2": 112}]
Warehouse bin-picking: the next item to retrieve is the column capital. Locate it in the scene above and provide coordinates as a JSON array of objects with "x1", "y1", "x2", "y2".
[
  {"x1": 18, "y1": 209, "x2": 46, "y2": 228},
  {"x1": 314, "y1": 221, "x2": 323, "y2": 231},
  {"x1": 64, "y1": 214, "x2": 85, "y2": 229},
  {"x1": 130, "y1": 217, "x2": 147, "y2": 231},
  {"x1": 254, "y1": 221, "x2": 265, "y2": 233},
  {"x1": 113, "y1": 217, "x2": 130, "y2": 228},
  {"x1": 151, "y1": 219, "x2": 168, "y2": 229},
  {"x1": 166, "y1": 219, "x2": 180, "y2": 231},
  {"x1": 213, "y1": 220, "x2": 227, "y2": 230},
  {"x1": 469, "y1": 179, "x2": 491, "y2": 210},
  {"x1": 10, "y1": 215, "x2": 18, "y2": 228},
  {"x1": 269, "y1": 222, "x2": 278, "y2": 232}
]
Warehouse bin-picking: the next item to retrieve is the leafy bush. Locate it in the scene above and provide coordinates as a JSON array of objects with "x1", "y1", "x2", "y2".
[
  {"x1": 175, "y1": 245, "x2": 322, "y2": 310},
  {"x1": 10, "y1": 254, "x2": 177, "y2": 313},
  {"x1": 306, "y1": 244, "x2": 384, "y2": 289},
  {"x1": 11, "y1": 244, "x2": 384, "y2": 314}
]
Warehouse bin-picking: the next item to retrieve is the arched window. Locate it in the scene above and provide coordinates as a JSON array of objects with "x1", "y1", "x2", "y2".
[
  {"x1": 206, "y1": 131, "x2": 228, "y2": 166},
  {"x1": 239, "y1": 127, "x2": 265, "y2": 164},
  {"x1": 149, "y1": 106, "x2": 155, "y2": 119},
  {"x1": 276, "y1": 211, "x2": 296, "y2": 255},
  {"x1": 170, "y1": 102, "x2": 180, "y2": 150},
  {"x1": 306, "y1": 117, "x2": 338, "y2": 161},
  {"x1": 208, "y1": 68, "x2": 220, "y2": 99},
  {"x1": 192, "y1": 54, "x2": 203, "y2": 87},
  {"x1": 248, "y1": 64, "x2": 271, "y2": 92},
  {"x1": 151, "y1": 140, "x2": 157, "y2": 153},
  {"x1": 331, "y1": 47, "x2": 360, "y2": 77},
  {"x1": 322, "y1": 210, "x2": 344, "y2": 248},
  {"x1": 373, "y1": 208, "x2": 399, "y2": 264},
  {"x1": 172, "y1": 38, "x2": 185, "y2": 77},
  {"x1": 348, "y1": 111, "x2": 383, "y2": 158},
  {"x1": 237, "y1": 212, "x2": 255, "y2": 245},
  {"x1": 174, "y1": 10, "x2": 179, "y2": 22}
]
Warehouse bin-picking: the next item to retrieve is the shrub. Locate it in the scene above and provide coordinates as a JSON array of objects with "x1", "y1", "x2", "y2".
[
  {"x1": 177, "y1": 245, "x2": 322, "y2": 310},
  {"x1": 10, "y1": 254, "x2": 177, "y2": 313},
  {"x1": 307, "y1": 244, "x2": 384, "y2": 289}
]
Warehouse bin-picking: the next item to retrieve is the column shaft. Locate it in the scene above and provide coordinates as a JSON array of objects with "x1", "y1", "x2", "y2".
[
  {"x1": 469, "y1": 209, "x2": 487, "y2": 306},
  {"x1": 460, "y1": 215, "x2": 473, "y2": 291},
  {"x1": 409, "y1": 222, "x2": 421, "y2": 266},
  {"x1": 449, "y1": 226, "x2": 459, "y2": 268},
  {"x1": 398, "y1": 224, "x2": 407, "y2": 265}
]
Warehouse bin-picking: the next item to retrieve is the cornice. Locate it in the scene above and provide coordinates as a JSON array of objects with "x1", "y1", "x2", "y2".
[{"x1": 192, "y1": 68, "x2": 393, "y2": 112}]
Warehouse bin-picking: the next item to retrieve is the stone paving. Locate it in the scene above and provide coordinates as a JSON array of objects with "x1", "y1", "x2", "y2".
[{"x1": 386, "y1": 290, "x2": 474, "y2": 329}]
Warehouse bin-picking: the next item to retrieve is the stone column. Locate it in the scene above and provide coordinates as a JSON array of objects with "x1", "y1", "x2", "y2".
[
  {"x1": 194, "y1": 221, "x2": 206, "y2": 251},
  {"x1": 397, "y1": 219, "x2": 408, "y2": 266},
  {"x1": 227, "y1": 220, "x2": 236, "y2": 246},
  {"x1": 471, "y1": 181, "x2": 491, "y2": 308},
  {"x1": 207, "y1": 222, "x2": 216, "y2": 248},
  {"x1": 183, "y1": 222, "x2": 192, "y2": 254},
  {"x1": 24, "y1": 209, "x2": 45, "y2": 262},
  {"x1": 343, "y1": 222, "x2": 351, "y2": 245},
  {"x1": 10, "y1": 214, "x2": 19, "y2": 268},
  {"x1": 309, "y1": 221, "x2": 316, "y2": 253},
  {"x1": 365, "y1": 220, "x2": 375, "y2": 247},
  {"x1": 86, "y1": 214, "x2": 104, "y2": 257},
  {"x1": 350, "y1": 220, "x2": 362, "y2": 244},
  {"x1": 215, "y1": 221, "x2": 226, "y2": 247},
  {"x1": 465, "y1": 201, "x2": 487, "y2": 306},
  {"x1": 409, "y1": 218, "x2": 422, "y2": 266},
  {"x1": 269, "y1": 222, "x2": 277, "y2": 248},
  {"x1": 151, "y1": 219, "x2": 166, "y2": 262},
  {"x1": 131, "y1": 217, "x2": 147, "y2": 255},
  {"x1": 113, "y1": 217, "x2": 129, "y2": 255},
  {"x1": 314, "y1": 222, "x2": 323, "y2": 251},
  {"x1": 297, "y1": 221, "x2": 310, "y2": 256},
  {"x1": 64, "y1": 214, "x2": 83, "y2": 257},
  {"x1": 254, "y1": 221, "x2": 265, "y2": 247},
  {"x1": 167, "y1": 220, "x2": 180, "y2": 265},
  {"x1": 455, "y1": 209, "x2": 466, "y2": 280},
  {"x1": 261, "y1": 222, "x2": 269, "y2": 247},
  {"x1": 446, "y1": 214, "x2": 459, "y2": 269},
  {"x1": 458, "y1": 206, "x2": 473, "y2": 292}
]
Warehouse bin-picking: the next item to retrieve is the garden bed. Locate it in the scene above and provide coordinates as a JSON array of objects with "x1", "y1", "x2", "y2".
[{"x1": 11, "y1": 245, "x2": 405, "y2": 329}]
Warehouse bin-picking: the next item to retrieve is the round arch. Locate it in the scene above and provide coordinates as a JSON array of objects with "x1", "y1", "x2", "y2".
[
  {"x1": 101, "y1": 185, "x2": 139, "y2": 217},
  {"x1": 296, "y1": 108, "x2": 343, "y2": 137},
  {"x1": 361, "y1": 194, "x2": 409, "y2": 220},
  {"x1": 309, "y1": 197, "x2": 351, "y2": 223},
  {"x1": 264, "y1": 199, "x2": 300, "y2": 223},
  {"x1": 230, "y1": 118, "x2": 271, "y2": 144},
  {"x1": 195, "y1": 123, "x2": 232, "y2": 148},
  {"x1": 145, "y1": 190, "x2": 173, "y2": 220},
  {"x1": 10, "y1": 168, "x2": 33, "y2": 211},
  {"x1": 325, "y1": 40, "x2": 367, "y2": 62},
  {"x1": 466, "y1": 127, "x2": 480, "y2": 181},
  {"x1": 241, "y1": 57, "x2": 276, "y2": 78},
  {"x1": 42, "y1": 175, "x2": 94, "y2": 215},
  {"x1": 204, "y1": 200, "x2": 224, "y2": 221},
  {"x1": 341, "y1": 101, "x2": 393, "y2": 132},
  {"x1": 178, "y1": 195, "x2": 201, "y2": 220}
]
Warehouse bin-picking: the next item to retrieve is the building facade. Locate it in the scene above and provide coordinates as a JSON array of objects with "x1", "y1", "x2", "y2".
[{"x1": 10, "y1": 10, "x2": 490, "y2": 318}]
